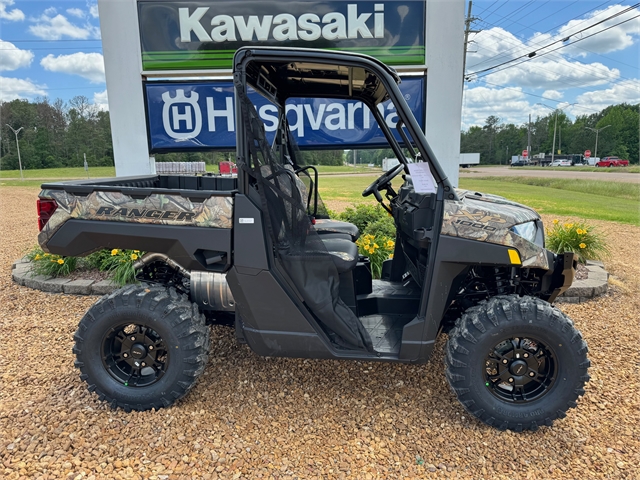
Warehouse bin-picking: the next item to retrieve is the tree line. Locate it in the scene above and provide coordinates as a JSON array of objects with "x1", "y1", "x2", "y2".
[
  {"x1": 1, "y1": 97, "x2": 636, "y2": 171},
  {"x1": 461, "y1": 103, "x2": 639, "y2": 164}
]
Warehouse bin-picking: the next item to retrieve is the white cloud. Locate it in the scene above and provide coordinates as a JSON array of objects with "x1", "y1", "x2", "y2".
[
  {"x1": 93, "y1": 90, "x2": 108, "y2": 111},
  {"x1": 574, "y1": 79, "x2": 640, "y2": 112},
  {"x1": 89, "y1": 3, "x2": 99, "y2": 19},
  {"x1": 483, "y1": 57, "x2": 619, "y2": 90},
  {"x1": 0, "y1": 0, "x2": 24, "y2": 21},
  {"x1": 542, "y1": 90, "x2": 563, "y2": 101},
  {"x1": 465, "y1": 5, "x2": 638, "y2": 92},
  {"x1": 67, "y1": 8, "x2": 84, "y2": 18},
  {"x1": 0, "y1": 77, "x2": 46, "y2": 101},
  {"x1": 556, "y1": 5, "x2": 640, "y2": 57},
  {"x1": 29, "y1": 11, "x2": 100, "y2": 40},
  {"x1": 462, "y1": 86, "x2": 532, "y2": 128},
  {"x1": 40, "y1": 52, "x2": 105, "y2": 83},
  {"x1": 0, "y1": 40, "x2": 34, "y2": 71}
]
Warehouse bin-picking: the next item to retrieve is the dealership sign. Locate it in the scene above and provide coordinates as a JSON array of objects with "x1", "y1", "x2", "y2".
[
  {"x1": 138, "y1": 0, "x2": 426, "y2": 71},
  {"x1": 144, "y1": 77, "x2": 424, "y2": 151}
]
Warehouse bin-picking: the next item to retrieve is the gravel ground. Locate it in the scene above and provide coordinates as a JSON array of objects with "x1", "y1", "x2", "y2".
[{"x1": 1, "y1": 187, "x2": 639, "y2": 480}]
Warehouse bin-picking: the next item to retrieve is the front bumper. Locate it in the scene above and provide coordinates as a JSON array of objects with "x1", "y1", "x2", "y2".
[{"x1": 545, "y1": 252, "x2": 577, "y2": 303}]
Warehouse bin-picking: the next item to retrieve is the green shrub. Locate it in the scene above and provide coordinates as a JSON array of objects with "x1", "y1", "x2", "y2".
[
  {"x1": 545, "y1": 220, "x2": 609, "y2": 263},
  {"x1": 95, "y1": 248, "x2": 143, "y2": 286},
  {"x1": 338, "y1": 203, "x2": 391, "y2": 233},
  {"x1": 356, "y1": 233, "x2": 395, "y2": 279},
  {"x1": 27, "y1": 247, "x2": 78, "y2": 277}
]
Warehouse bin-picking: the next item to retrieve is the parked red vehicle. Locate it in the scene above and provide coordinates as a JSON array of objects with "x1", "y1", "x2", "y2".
[{"x1": 595, "y1": 156, "x2": 629, "y2": 167}]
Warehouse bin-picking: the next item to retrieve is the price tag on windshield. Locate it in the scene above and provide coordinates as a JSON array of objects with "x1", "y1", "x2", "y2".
[{"x1": 407, "y1": 162, "x2": 437, "y2": 194}]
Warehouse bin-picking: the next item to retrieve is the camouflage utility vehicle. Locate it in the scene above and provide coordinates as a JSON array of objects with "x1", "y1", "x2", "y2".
[{"x1": 37, "y1": 48, "x2": 589, "y2": 431}]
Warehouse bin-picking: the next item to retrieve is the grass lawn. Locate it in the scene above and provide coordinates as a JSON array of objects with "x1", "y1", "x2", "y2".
[
  {"x1": 319, "y1": 174, "x2": 640, "y2": 225},
  {"x1": 0, "y1": 166, "x2": 116, "y2": 179},
  {"x1": 458, "y1": 178, "x2": 639, "y2": 225}
]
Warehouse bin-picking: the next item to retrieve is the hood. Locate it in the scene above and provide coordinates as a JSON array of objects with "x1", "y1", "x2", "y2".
[{"x1": 440, "y1": 189, "x2": 548, "y2": 269}]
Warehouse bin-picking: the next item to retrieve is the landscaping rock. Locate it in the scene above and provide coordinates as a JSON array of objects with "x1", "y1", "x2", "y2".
[
  {"x1": 63, "y1": 279, "x2": 95, "y2": 295},
  {"x1": 22, "y1": 274, "x2": 52, "y2": 290},
  {"x1": 39, "y1": 277, "x2": 71, "y2": 293},
  {"x1": 91, "y1": 279, "x2": 119, "y2": 295}
]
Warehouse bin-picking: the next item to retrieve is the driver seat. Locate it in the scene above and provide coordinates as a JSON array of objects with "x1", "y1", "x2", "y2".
[{"x1": 314, "y1": 219, "x2": 360, "y2": 241}]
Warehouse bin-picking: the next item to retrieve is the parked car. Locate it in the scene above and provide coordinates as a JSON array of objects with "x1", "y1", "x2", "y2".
[
  {"x1": 596, "y1": 156, "x2": 629, "y2": 167},
  {"x1": 549, "y1": 160, "x2": 572, "y2": 167}
]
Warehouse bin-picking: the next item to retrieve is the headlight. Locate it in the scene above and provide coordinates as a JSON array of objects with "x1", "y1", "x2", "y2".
[{"x1": 511, "y1": 221, "x2": 538, "y2": 244}]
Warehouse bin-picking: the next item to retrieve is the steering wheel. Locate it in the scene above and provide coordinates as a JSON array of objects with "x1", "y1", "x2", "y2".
[{"x1": 362, "y1": 163, "x2": 405, "y2": 197}]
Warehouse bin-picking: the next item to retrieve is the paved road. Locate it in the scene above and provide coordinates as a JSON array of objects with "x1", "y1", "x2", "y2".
[{"x1": 459, "y1": 166, "x2": 639, "y2": 183}]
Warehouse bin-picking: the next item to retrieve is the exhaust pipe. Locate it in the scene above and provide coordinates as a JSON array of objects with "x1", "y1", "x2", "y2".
[{"x1": 134, "y1": 253, "x2": 235, "y2": 312}]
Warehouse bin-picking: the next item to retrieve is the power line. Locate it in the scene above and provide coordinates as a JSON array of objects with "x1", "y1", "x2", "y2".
[
  {"x1": 466, "y1": 22, "x2": 636, "y2": 91},
  {"x1": 469, "y1": 0, "x2": 620, "y2": 70},
  {"x1": 467, "y1": 4, "x2": 640, "y2": 77},
  {"x1": 471, "y1": 13, "x2": 640, "y2": 80}
]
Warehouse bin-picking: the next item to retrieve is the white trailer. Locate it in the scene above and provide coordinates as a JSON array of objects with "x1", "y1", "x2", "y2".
[
  {"x1": 382, "y1": 158, "x2": 400, "y2": 171},
  {"x1": 459, "y1": 153, "x2": 480, "y2": 168}
]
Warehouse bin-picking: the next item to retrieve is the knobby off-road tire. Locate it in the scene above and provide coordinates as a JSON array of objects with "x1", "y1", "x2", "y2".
[
  {"x1": 445, "y1": 295, "x2": 590, "y2": 432},
  {"x1": 73, "y1": 285, "x2": 210, "y2": 411}
]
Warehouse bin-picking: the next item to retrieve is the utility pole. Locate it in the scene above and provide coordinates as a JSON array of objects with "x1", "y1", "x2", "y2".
[
  {"x1": 586, "y1": 125, "x2": 611, "y2": 160},
  {"x1": 462, "y1": 1, "x2": 481, "y2": 83},
  {"x1": 6, "y1": 124, "x2": 24, "y2": 181},
  {"x1": 551, "y1": 113, "x2": 557, "y2": 164}
]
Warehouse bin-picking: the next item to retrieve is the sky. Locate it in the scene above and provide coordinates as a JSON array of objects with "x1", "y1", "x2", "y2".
[{"x1": 0, "y1": 0, "x2": 639, "y2": 129}]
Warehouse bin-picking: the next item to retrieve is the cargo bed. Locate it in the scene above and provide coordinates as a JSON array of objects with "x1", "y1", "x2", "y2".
[{"x1": 38, "y1": 174, "x2": 238, "y2": 272}]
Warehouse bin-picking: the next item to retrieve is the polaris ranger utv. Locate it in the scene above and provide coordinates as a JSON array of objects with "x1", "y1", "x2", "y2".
[{"x1": 37, "y1": 47, "x2": 589, "y2": 431}]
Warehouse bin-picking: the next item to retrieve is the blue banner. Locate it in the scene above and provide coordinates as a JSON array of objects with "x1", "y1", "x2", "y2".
[{"x1": 144, "y1": 77, "x2": 424, "y2": 152}]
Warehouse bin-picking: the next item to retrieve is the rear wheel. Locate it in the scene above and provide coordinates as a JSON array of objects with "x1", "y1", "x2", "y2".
[
  {"x1": 445, "y1": 295, "x2": 589, "y2": 431},
  {"x1": 73, "y1": 286, "x2": 210, "y2": 411}
]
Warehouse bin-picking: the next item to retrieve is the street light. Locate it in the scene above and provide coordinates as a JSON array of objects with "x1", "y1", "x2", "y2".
[
  {"x1": 585, "y1": 125, "x2": 611, "y2": 162},
  {"x1": 6, "y1": 124, "x2": 24, "y2": 181},
  {"x1": 536, "y1": 103, "x2": 575, "y2": 165}
]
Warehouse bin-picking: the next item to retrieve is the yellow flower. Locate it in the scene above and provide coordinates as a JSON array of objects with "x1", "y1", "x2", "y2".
[
  {"x1": 373, "y1": 243, "x2": 379, "y2": 249},
  {"x1": 111, "y1": 249, "x2": 119, "y2": 256},
  {"x1": 35, "y1": 254, "x2": 41, "y2": 260},
  {"x1": 579, "y1": 243, "x2": 586, "y2": 249},
  {"x1": 552, "y1": 219, "x2": 559, "y2": 224},
  {"x1": 131, "y1": 253, "x2": 138, "y2": 260},
  {"x1": 386, "y1": 240, "x2": 395, "y2": 248},
  {"x1": 50, "y1": 259, "x2": 56, "y2": 263},
  {"x1": 389, "y1": 253, "x2": 394, "y2": 259},
  {"x1": 57, "y1": 259, "x2": 64, "y2": 265},
  {"x1": 576, "y1": 229, "x2": 583, "y2": 235},
  {"x1": 44, "y1": 253, "x2": 50, "y2": 257},
  {"x1": 133, "y1": 250, "x2": 140, "y2": 253}
]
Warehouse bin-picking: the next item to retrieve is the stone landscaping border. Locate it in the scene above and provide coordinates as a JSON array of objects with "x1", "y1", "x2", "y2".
[
  {"x1": 11, "y1": 257, "x2": 118, "y2": 296},
  {"x1": 555, "y1": 260, "x2": 609, "y2": 304},
  {"x1": 12, "y1": 257, "x2": 609, "y2": 302}
]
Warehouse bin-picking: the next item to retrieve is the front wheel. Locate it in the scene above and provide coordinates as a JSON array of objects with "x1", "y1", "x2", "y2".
[
  {"x1": 445, "y1": 295, "x2": 589, "y2": 432},
  {"x1": 73, "y1": 285, "x2": 210, "y2": 411}
]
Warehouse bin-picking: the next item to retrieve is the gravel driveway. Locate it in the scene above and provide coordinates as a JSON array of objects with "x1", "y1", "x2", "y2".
[{"x1": 1, "y1": 187, "x2": 639, "y2": 479}]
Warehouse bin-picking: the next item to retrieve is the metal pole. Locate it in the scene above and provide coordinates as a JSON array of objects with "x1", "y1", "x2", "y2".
[
  {"x1": 6, "y1": 124, "x2": 24, "y2": 181},
  {"x1": 551, "y1": 111, "x2": 557, "y2": 164},
  {"x1": 586, "y1": 125, "x2": 611, "y2": 161},
  {"x1": 527, "y1": 114, "x2": 531, "y2": 162}
]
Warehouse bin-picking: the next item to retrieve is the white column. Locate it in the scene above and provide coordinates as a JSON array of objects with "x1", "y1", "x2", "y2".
[
  {"x1": 98, "y1": 0, "x2": 155, "y2": 176},
  {"x1": 425, "y1": 0, "x2": 464, "y2": 187}
]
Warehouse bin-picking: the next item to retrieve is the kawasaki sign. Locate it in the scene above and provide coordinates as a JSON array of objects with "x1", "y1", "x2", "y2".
[{"x1": 138, "y1": 0, "x2": 426, "y2": 71}]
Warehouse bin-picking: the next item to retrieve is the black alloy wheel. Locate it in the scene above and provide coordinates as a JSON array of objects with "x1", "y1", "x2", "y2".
[
  {"x1": 484, "y1": 336, "x2": 557, "y2": 403},
  {"x1": 74, "y1": 285, "x2": 210, "y2": 411},
  {"x1": 102, "y1": 323, "x2": 169, "y2": 387},
  {"x1": 445, "y1": 295, "x2": 590, "y2": 432}
]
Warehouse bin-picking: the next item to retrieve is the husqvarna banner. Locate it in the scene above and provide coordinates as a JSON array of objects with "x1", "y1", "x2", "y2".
[
  {"x1": 144, "y1": 77, "x2": 424, "y2": 151},
  {"x1": 138, "y1": 0, "x2": 426, "y2": 71}
]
